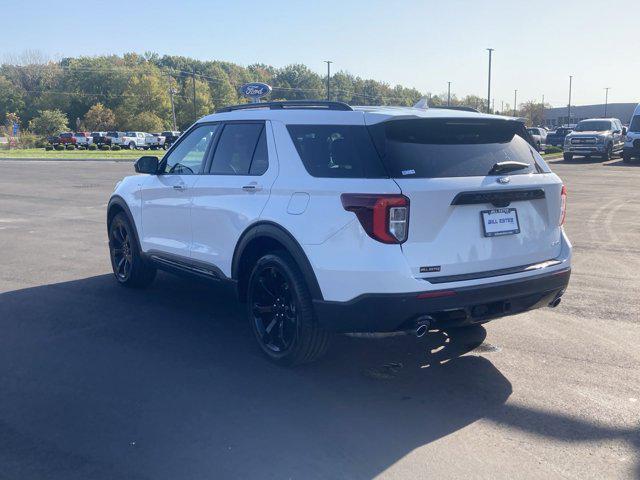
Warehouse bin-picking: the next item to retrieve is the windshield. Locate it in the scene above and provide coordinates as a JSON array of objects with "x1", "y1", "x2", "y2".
[
  {"x1": 629, "y1": 116, "x2": 640, "y2": 132},
  {"x1": 527, "y1": 129, "x2": 538, "y2": 135},
  {"x1": 574, "y1": 120, "x2": 611, "y2": 132}
]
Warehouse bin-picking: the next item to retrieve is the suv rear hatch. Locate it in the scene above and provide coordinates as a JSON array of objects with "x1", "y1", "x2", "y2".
[{"x1": 366, "y1": 117, "x2": 563, "y2": 280}]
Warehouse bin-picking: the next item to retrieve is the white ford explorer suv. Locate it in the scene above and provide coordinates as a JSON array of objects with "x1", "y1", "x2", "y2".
[{"x1": 107, "y1": 100, "x2": 572, "y2": 365}]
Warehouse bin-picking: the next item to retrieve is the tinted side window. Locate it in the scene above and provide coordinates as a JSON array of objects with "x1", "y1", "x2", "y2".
[
  {"x1": 162, "y1": 124, "x2": 218, "y2": 175},
  {"x1": 210, "y1": 123, "x2": 264, "y2": 175},
  {"x1": 287, "y1": 125, "x2": 387, "y2": 178},
  {"x1": 249, "y1": 128, "x2": 268, "y2": 175}
]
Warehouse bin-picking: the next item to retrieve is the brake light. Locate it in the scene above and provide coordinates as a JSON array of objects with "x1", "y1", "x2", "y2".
[
  {"x1": 559, "y1": 184, "x2": 567, "y2": 226},
  {"x1": 341, "y1": 194, "x2": 409, "y2": 244}
]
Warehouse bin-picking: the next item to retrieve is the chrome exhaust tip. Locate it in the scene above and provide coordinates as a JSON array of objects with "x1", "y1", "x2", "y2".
[{"x1": 549, "y1": 297, "x2": 562, "y2": 308}]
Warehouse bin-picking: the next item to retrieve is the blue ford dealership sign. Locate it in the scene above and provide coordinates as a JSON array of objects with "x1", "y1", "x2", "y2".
[{"x1": 240, "y1": 82, "x2": 272, "y2": 102}]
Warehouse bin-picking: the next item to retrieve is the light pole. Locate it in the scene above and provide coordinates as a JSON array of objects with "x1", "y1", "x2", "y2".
[
  {"x1": 169, "y1": 87, "x2": 177, "y2": 131},
  {"x1": 513, "y1": 89, "x2": 518, "y2": 117},
  {"x1": 324, "y1": 61, "x2": 333, "y2": 101},
  {"x1": 567, "y1": 75, "x2": 573, "y2": 126},
  {"x1": 447, "y1": 81, "x2": 451, "y2": 106},
  {"x1": 604, "y1": 87, "x2": 611, "y2": 117},
  {"x1": 486, "y1": 48, "x2": 494, "y2": 113}
]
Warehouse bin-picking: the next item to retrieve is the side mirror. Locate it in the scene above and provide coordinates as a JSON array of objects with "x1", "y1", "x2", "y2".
[
  {"x1": 622, "y1": 127, "x2": 628, "y2": 135},
  {"x1": 613, "y1": 129, "x2": 621, "y2": 134},
  {"x1": 134, "y1": 156, "x2": 159, "y2": 174}
]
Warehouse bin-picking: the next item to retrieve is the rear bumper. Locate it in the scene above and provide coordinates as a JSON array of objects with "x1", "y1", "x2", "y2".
[{"x1": 313, "y1": 268, "x2": 570, "y2": 333}]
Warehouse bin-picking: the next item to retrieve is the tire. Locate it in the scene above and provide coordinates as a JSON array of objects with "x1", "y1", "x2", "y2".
[
  {"x1": 536, "y1": 142, "x2": 541, "y2": 152},
  {"x1": 163, "y1": 143, "x2": 170, "y2": 150},
  {"x1": 623, "y1": 153, "x2": 631, "y2": 163},
  {"x1": 108, "y1": 212, "x2": 156, "y2": 288},
  {"x1": 247, "y1": 252, "x2": 330, "y2": 366},
  {"x1": 128, "y1": 142, "x2": 136, "y2": 150},
  {"x1": 563, "y1": 153, "x2": 573, "y2": 161}
]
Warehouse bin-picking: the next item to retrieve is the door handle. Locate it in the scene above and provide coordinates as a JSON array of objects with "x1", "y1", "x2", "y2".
[
  {"x1": 173, "y1": 184, "x2": 186, "y2": 191},
  {"x1": 242, "y1": 184, "x2": 262, "y2": 192}
]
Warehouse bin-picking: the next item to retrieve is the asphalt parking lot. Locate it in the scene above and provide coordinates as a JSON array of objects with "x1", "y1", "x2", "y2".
[{"x1": 0, "y1": 157, "x2": 639, "y2": 480}]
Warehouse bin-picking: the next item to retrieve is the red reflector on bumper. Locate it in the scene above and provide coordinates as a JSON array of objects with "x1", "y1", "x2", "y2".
[{"x1": 416, "y1": 290, "x2": 456, "y2": 299}]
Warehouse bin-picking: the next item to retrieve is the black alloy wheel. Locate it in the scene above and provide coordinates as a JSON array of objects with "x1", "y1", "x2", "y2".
[
  {"x1": 110, "y1": 220, "x2": 133, "y2": 281},
  {"x1": 108, "y1": 212, "x2": 156, "y2": 288},
  {"x1": 247, "y1": 252, "x2": 329, "y2": 365},
  {"x1": 251, "y1": 265, "x2": 297, "y2": 354}
]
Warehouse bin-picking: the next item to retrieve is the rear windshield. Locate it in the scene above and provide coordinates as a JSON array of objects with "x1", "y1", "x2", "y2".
[
  {"x1": 287, "y1": 125, "x2": 387, "y2": 178},
  {"x1": 369, "y1": 119, "x2": 538, "y2": 178},
  {"x1": 629, "y1": 116, "x2": 640, "y2": 132}
]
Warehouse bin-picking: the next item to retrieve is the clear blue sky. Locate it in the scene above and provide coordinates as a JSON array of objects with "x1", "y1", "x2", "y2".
[{"x1": 2, "y1": 0, "x2": 638, "y2": 108}]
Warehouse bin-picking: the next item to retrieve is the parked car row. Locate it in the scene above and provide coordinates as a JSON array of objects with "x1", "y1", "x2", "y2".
[{"x1": 47, "y1": 130, "x2": 182, "y2": 150}]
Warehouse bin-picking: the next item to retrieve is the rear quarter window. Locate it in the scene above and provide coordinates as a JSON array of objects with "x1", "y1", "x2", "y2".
[{"x1": 287, "y1": 124, "x2": 387, "y2": 178}]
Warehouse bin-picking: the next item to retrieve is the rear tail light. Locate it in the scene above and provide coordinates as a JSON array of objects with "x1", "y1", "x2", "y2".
[
  {"x1": 559, "y1": 184, "x2": 567, "y2": 226},
  {"x1": 341, "y1": 194, "x2": 409, "y2": 244}
]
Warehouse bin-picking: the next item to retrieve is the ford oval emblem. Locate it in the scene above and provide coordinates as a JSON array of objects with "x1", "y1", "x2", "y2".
[
  {"x1": 497, "y1": 176, "x2": 510, "y2": 184},
  {"x1": 240, "y1": 82, "x2": 272, "y2": 101}
]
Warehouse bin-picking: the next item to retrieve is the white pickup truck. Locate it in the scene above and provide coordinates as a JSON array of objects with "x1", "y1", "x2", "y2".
[
  {"x1": 144, "y1": 133, "x2": 166, "y2": 150},
  {"x1": 121, "y1": 132, "x2": 147, "y2": 150}
]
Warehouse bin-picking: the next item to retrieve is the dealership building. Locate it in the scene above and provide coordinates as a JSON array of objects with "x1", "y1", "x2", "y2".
[{"x1": 543, "y1": 103, "x2": 636, "y2": 128}]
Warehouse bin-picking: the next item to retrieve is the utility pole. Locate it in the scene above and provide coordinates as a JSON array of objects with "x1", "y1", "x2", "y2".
[
  {"x1": 447, "y1": 81, "x2": 451, "y2": 106},
  {"x1": 513, "y1": 89, "x2": 518, "y2": 117},
  {"x1": 567, "y1": 75, "x2": 573, "y2": 126},
  {"x1": 324, "y1": 61, "x2": 332, "y2": 101},
  {"x1": 492, "y1": 99, "x2": 495, "y2": 113},
  {"x1": 501, "y1": 100, "x2": 504, "y2": 113},
  {"x1": 604, "y1": 87, "x2": 611, "y2": 117},
  {"x1": 192, "y1": 68, "x2": 197, "y2": 122},
  {"x1": 486, "y1": 48, "x2": 494, "y2": 113},
  {"x1": 169, "y1": 87, "x2": 177, "y2": 131}
]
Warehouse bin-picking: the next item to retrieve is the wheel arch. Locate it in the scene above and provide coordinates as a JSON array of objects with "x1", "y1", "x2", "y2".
[
  {"x1": 107, "y1": 195, "x2": 142, "y2": 252},
  {"x1": 232, "y1": 222, "x2": 323, "y2": 302}
]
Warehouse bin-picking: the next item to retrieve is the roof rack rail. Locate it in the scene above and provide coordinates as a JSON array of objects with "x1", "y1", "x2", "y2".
[
  {"x1": 430, "y1": 105, "x2": 480, "y2": 113},
  {"x1": 216, "y1": 100, "x2": 353, "y2": 113}
]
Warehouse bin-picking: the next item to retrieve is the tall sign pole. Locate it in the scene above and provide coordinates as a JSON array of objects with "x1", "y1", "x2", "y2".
[
  {"x1": 486, "y1": 48, "x2": 494, "y2": 113},
  {"x1": 568, "y1": 75, "x2": 573, "y2": 126},
  {"x1": 324, "y1": 61, "x2": 333, "y2": 101}
]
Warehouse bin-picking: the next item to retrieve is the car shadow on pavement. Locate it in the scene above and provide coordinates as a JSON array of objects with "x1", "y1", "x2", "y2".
[
  {"x1": 604, "y1": 159, "x2": 640, "y2": 168},
  {"x1": 0, "y1": 273, "x2": 637, "y2": 479}
]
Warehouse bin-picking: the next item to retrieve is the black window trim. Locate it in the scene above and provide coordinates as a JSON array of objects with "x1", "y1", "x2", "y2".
[
  {"x1": 203, "y1": 120, "x2": 268, "y2": 176},
  {"x1": 158, "y1": 121, "x2": 221, "y2": 176}
]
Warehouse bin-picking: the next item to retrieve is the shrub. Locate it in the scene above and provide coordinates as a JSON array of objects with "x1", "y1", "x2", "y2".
[
  {"x1": 54, "y1": 144, "x2": 65, "y2": 151},
  {"x1": 88, "y1": 144, "x2": 98, "y2": 150},
  {"x1": 65, "y1": 144, "x2": 75, "y2": 150},
  {"x1": 16, "y1": 132, "x2": 40, "y2": 148},
  {"x1": 111, "y1": 145, "x2": 121, "y2": 151},
  {"x1": 545, "y1": 146, "x2": 563, "y2": 154},
  {"x1": 100, "y1": 145, "x2": 111, "y2": 150},
  {"x1": 45, "y1": 145, "x2": 53, "y2": 151}
]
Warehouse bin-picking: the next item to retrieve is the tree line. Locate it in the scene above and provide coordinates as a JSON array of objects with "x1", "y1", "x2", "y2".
[{"x1": 0, "y1": 51, "x2": 545, "y2": 140}]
